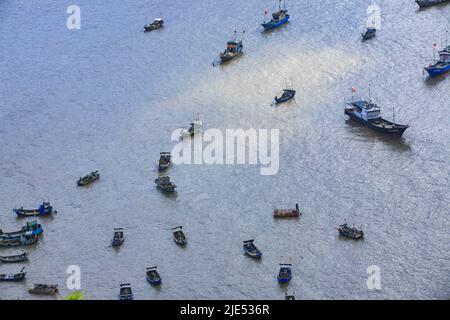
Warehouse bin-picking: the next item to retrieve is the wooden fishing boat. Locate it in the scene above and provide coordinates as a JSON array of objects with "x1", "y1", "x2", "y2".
[
  {"x1": 144, "y1": 18, "x2": 164, "y2": 32},
  {"x1": 77, "y1": 171, "x2": 100, "y2": 186},
  {"x1": 337, "y1": 223, "x2": 364, "y2": 239},
  {"x1": 146, "y1": 266, "x2": 162, "y2": 286},
  {"x1": 243, "y1": 240, "x2": 262, "y2": 259},
  {"x1": 112, "y1": 228, "x2": 124, "y2": 247},
  {"x1": 277, "y1": 264, "x2": 292, "y2": 283},
  {"x1": 179, "y1": 114, "x2": 202, "y2": 140},
  {"x1": 0, "y1": 251, "x2": 29, "y2": 263},
  {"x1": 0, "y1": 220, "x2": 43, "y2": 238},
  {"x1": 0, "y1": 267, "x2": 26, "y2": 281},
  {"x1": 275, "y1": 89, "x2": 296, "y2": 104},
  {"x1": 155, "y1": 175, "x2": 176, "y2": 192},
  {"x1": 219, "y1": 31, "x2": 244, "y2": 62},
  {"x1": 273, "y1": 204, "x2": 301, "y2": 218},
  {"x1": 14, "y1": 202, "x2": 56, "y2": 217},
  {"x1": 172, "y1": 226, "x2": 187, "y2": 246},
  {"x1": 362, "y1": 27, "x2": 376, "y2": 41},
  {"x1": 0, "y1": 234, "x2": 38, "y2": 247},
  {"x1": 261, "y1": 1, "x2": 290, "y2": 30},
  {"x1": 158, "y1": 152, "x2": 171, "y2": 171},
  {"x1": 119, "y1": 283, "x2": 133, "y2": 300},
  {"x1": 29, "y1": 283, "x2": 59, "y2": 295}
]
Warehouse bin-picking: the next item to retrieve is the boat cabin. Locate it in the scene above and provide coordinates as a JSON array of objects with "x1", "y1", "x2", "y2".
[{"x1": 347, "y1": 101, "x2": 381, "y2": 121}]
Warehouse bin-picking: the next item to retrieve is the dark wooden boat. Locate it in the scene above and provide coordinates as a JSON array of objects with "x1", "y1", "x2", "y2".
[
  {"x1": 0, "y1": 251, "x2": 29, "y2": 263},
  {"x1": 0, "y1": 267, "x2": 26, "y2": 281},
  {"x1": 362, "y1": 27, "x2": 376, "y2": 41},
  {"x1": 219, "y1": 31, "x2": 244, "y2": 62},
  {"x1": 172, "y1": 226, "x2": 187, "y2": 246},
  {"x1": 243, "y1": 240, "x2": 262, "y2": 258},
  {"x1": 337, "y1": 223, "x2": 364, "y2": 239},
  {"x1": 285, "y1": 292, "x2": 296, "y2": 300},
  {"x1": 273, "y1": 204, "x2": 301, "y2": 218},
  {"x1": 155, "y1": 175, "x2": 176, "y2": 192},
  {"x1": 77, "y1": 171, "x2": 100, "y2": 186},
  {"x1": 119, "y1": 283, "x2": 133, "y2": 300},
  {"x1": 112, "y1": 228, "x2": 124, "y2": 247},
  {"x1": 0, "y1": 220, "x2": 43, "y2": 238},
  {"x1": 0, "y1": 234, "x2": 38, "y2": 247},
  {"x1": 277, "y1": 264, "x2": 292, "y2": 283},
  {"x1": 179, "y1": 114, "x2": 202, "y2": 140},
  {"x1": 29, "y1": 283, "x2": 59, "y2": 294},
  {"x1": 275, "y1": 89, "x2": 296, "y2": 104},
  {"x1": 158, "y1": 152, "x2": 171, "y2": 171},
  {"x1": 146, "y1": 266, "x2": 161, "y2": 286},
  {"x1": 144, "y1": 18, "x2": 164, "y2": 32},
  {"x1": 14, "y1": 202, "x2": 56, "y2": 217}
]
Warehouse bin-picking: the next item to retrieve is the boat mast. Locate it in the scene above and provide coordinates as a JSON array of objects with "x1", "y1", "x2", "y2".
[
  {"x1": 368, "y1": 83, "x2": 372, "y2": 103},
  {"x1": 392, "y1": 106, "x2": 395, "y2": 124}
]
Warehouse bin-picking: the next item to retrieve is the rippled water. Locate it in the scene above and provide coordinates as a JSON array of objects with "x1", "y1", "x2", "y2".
[{"x1": 0, "y1": 0, "x2": 449, "y2": 300}]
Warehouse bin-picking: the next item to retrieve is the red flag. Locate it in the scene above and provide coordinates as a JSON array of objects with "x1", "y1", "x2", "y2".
[
  {"x1": 351, "y1": 87, "x2": 356, "y2": 94},
  {"x1": 264, "y1": 9, "x2": 268, "y2": 15},
  {"x1": 433, "y1": 43, "x2": 437, "y2": 48}
]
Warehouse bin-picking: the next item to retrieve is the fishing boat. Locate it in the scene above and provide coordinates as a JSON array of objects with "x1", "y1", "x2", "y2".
[
  {"x1": 112, "y1": 228, "x2": 124, "y2": 247},
  {"x1": 243, "y1": 240, "x2": 262, "y2": 259},
  {"x1": 337, "y1": 223, "x2": 364, "y2": 240},
  {"x1": 0, "y1": 234, "x2": 38, "y2": 247},
  {"x1": 158, "y1": 152, "x2": 171, "y2": 171},
  {"x1": 273, "y1": 204, "x2": 301, "y2": 218},
  {"x1": 416, "y1": 0, "x2": 449, "y2": 8},
  {"x1": 77, "y1": 171, "x2": 100, "y2": 186},
  {"x1": 439, "y1": 45, "x2": 450, "y2": 62},
  {"x1": 180, "y1": 114, "x2": 202, "y2": 141},
  {"x1": 424, "y1": 60, "x2": 450, "y2": 77},
  {"x1": 14, "y1": 202, "x2": 56, "y2": 217},
  {"x1": 146, "y1": 266, "x2": 162, "y2": 286},
  {"x1": 172, "y1": 226, "x2": 187, "y2": 246},
  {"x1": 345, "y1": 87, "x2": 409, "y2": 136},
  {"x1": 119, "y1": 283, "x2": 133, "y2": 300},
  {"x1": 362, "y1": 27, "x2": 376, "y2": 41},
  {"x1": 29, "y1": 284, "x2": 59, "y2": 295},
  {"x1": 155, "y1": 175, "x2": 176, "y2": 192},
  {"x1": 144, "y1": 17, "x2": 164, "y2": 32},
  {"x1": 0, "y1": 251, "x2": 29, "y2": 263},
  {"x1": 220, "y1": 31, "x2": 244, "y2": 62},
  {"x1": 0, "y1": 267, "x2": 26, "y2": 281},
  {"x1": 277, "y1": 264, "x2": 292, "y2": 283},
  {"x1": 285, "y1": 292, "x2": 296, "y2": 300},
  {"x1": 275, "y1": 89, "x2": 296, "y2": 104},
  {"x1": 261, "y1": 1, "x2": 290, "y2": 30},
  {"x1": 0, "y1": 220, "x2": 43, "y2": 238}
]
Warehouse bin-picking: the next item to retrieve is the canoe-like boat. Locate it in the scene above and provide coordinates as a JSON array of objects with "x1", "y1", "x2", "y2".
[
  {"x1": 158, "y1": 152, "x2": 171, "y2": 171},
  {"x1": 112, "y1": 228, "x2": 124, "y2": 247},
  {"x1": 243, "y1": 240, "x2": 262, "y2": 259},
  {"x1": 119, "y1": 283, "x2": 133, "y2": 300},
  {"x1": 155, "y1": 175, "x2": 176, "y2": 192},
  {"x1": 338, "y1": 223, "x2": 364, "y2": 239},
  {"x1": 0, "y1": 267, "x2": 26, "y2": 281},
  {"x1": 14, "y1": 202, "x2": 56, "y2": 217},
  {"x1": 362, "y1": 27, "x2": 376, "y2": 41},
  {"x1": 0, "y1": 234, "x2": 38, "y2": 247},
  {"x1": 273, "y1": 204, "x2": 301, "y2": 218},
  {"x1": 275, "y1": 89, "x2": 296, "y2": 104},
  {"x1": 29, "y1": 284, "x2": 59, "y2": 295},
  {"x1": 416, "y1": 0, "x2": 449, "y2": 8},
  {"x1": 77, "y1": 171, "x2": 100, "y2": 186},
  {"x1": 0, "y1": 220, "x2": 43, "y2": 238},
  {"x1": 146, "y1": 266, "x2": 162, "y2": 286},
  {"x1": 144, "y1": 18, "x2": 164, "y2": 32},
  {"x1": 172, "y1": 226, "x2": 187, "y2": 246},
  {"x1": 0, "y1": 251, "x2": 29, "y2": 263},
  {"x1": 277, "y1": 264, "x2": 292, "y2": 283}
]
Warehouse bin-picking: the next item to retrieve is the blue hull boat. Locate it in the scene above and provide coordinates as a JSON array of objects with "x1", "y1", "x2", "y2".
[
  {"x1": 277, "y1": 264, "x2": 292, "y2": 283},
  {"x1": 262, "y1": 15, "x2": 289, "y2": 30},
  {"x1": 0, "y1": 220, "x2": 43, "y2": 238},
  {"x1": 425, "y1": 61, "x2": 450, "y2": 77},
  {"x1": 14, "y1": 202, "x2": 56, "y2": 217},
  {"x1": 146, "y1": 267, "x2": 162, "y2": 286}
]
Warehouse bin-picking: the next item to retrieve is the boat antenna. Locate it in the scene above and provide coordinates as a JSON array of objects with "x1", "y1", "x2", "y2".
[
  {"x1": 279, "y1": 0, "x2": 282, "y2": 10},
  {"x1": 234, "y1": 30, "x2": 237, "y2": 42},
  {"x1": 392, "y1": 105, "x2": 395, "y2": 124},
  {"x1": 241, "y1": 30, "x2": 245, "y2": 42},
  {"x1": 290, "y1": 77, "x2": 293, "y2": 89},
  {"x1": 368, "y1": 83, "x2": 372, "y2": 103}
]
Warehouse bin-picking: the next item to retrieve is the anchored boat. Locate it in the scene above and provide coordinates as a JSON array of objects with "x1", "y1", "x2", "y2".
[
  {"x1": 144, "y1": 17, "x2": 164, "y2": 32},
  {"x1": 155, "y1": 175, "x2": 176, "y2": 192},
  {"x1": 119, "y1": 283, "x2": 133, "y2": 300},
  {"x1": 425, "y1": 60, "x2": 450, "y2": 77},
  {"x1": 158, "y1": 152, "x2": 171, "y2": 171},
  {"x1": 14, "y1": 202, "x2": 56, "y2": 217},
  {"x1": 273, "y1": 204, "x2": 301, "y2": 218},
  {"x1": 285, "y1": 292, "x2": 296, "y2": 300},
  {"x1": 112, "y1": 228, "x2": 124, "y2": 247},
  {"x1": 0, "y1": 234, "x2": 38, "y2": 247},
  {"x1": 146, "y1": 266, "x2": 162, "y2": 286},
  {"x1": 362, "y1": 27, "x2": 376, "y2": 41},
  {"x1": 220, "y1": 31, "x2": 244, "y2": 62},
  {"x1": 172, "y1": 226, "x2": 187, "y2": 246},
  {"x1": 77, "y1": 171, "x2": 100, "y2": 186},
  {"x1": 180, "y1": 114, "x2": 202, "y2": 141},
  {"x1": 262, "y1": 1, "x2": 290, "y2": 30},
  {"x1": 337, "y1": 223, "x2": 364, "y2": 239},
  {"x1": 0, "y1": 251, "x2": 29, "y2": 263},
  {"x1": 29, "y1": 284, "x2": 59, "y2": 295},
  {"x1": 277, "y1": 264, "x2": 292, "y2": 283},
  {"x1": 0, "y1": 267, "x2": 26, "y2": 281},
  {"x1": 243, "y1": 240, "x2": 262, "y2": 259},
  {"x1": 416, "y1": 0, "x2": 449, "y2": 8},
  {"x1": 0, "y1": 220, "x2": 43, "y2": 238}
]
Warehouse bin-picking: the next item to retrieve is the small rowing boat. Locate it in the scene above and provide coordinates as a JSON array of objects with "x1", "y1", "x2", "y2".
[
  {"x1": 0, "y1": 251, "x2": 29, "y2": 263},
  {"x1": 273, "y1": 204, "x2": 301, "y2": 218}
]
